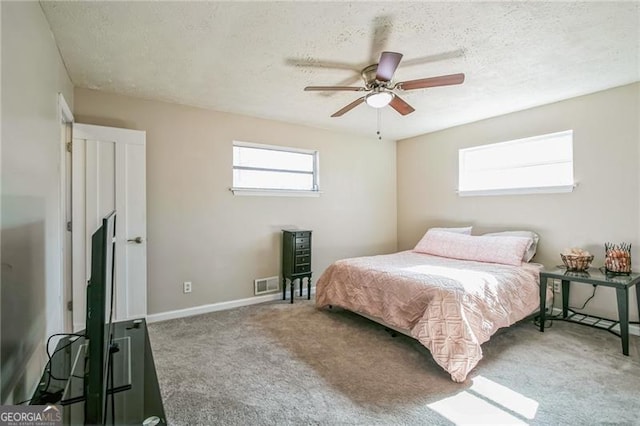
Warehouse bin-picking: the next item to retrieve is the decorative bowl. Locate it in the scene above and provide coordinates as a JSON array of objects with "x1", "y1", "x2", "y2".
[{"x1": 560, "y1": 254, "x2": 594, "y2": 271}]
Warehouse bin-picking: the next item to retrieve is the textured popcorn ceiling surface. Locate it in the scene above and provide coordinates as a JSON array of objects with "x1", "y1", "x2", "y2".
[{"x1": 41, "y1": 1, "x2": 640, "y2": 140}]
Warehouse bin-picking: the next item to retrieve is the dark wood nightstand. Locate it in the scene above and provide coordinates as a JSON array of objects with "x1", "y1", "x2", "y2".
[{"x1": 282, "y1": 229, "x2": 312, "y2": 303}]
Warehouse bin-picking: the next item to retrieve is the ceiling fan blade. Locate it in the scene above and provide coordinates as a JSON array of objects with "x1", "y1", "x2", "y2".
[
  {"x1": 316, "y1": 75, "x2": 364, "y2": 97},
  {"x1": 286, "y1": 58, "x2": 359, "y2": 71},
  {"x1": 333, "y1": 74, "x2": 363, "y2": 88},
  {"x1": 397, "y1": 73, "x2": 465, "y2": 91},
  {"x1": 376, "y1": 51, "x2": 403, "y2": 82},
  {"x1": 305, "y1": 86, "x2": 365, "y2": 92},
  {"x1": 331, "y1": 97, "x2": 365, "y2": 117},
  {"x1": 399, "y1": 49, "x2": 467, "y2": 68},
  {"x1": 389, "y1": 95, "x2": 415, "y2": 116},
  {"x1": 370, "y1": 15, "x2": 393, "y2": 62}
]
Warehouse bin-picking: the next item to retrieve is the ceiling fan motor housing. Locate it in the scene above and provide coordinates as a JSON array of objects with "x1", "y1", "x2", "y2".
[{"x1": 362, "y1": 64, "x2": 386, "y2": 89}]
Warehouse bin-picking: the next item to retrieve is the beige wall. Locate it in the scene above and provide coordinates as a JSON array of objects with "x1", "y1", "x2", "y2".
[
  {"x1": 73, "y1": 88, "x2": 397, "y2": 315},
  {"x1": 1, "y1": 2, "x2": 74, "y2": 403},
  {"x1": 397, "y1": 83, "x2": 640, "y2": 321}
]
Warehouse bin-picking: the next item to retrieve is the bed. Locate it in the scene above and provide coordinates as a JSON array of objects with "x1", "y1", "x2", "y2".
[{"x1": 315, "y1": 229, "x2": 547, "y2": 382}]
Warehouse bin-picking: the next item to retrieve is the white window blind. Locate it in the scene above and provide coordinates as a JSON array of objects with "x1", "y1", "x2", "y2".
[
  {"x1": 458, "y1": 130, "x2": 574, "y2": 196},
  {"x1": 232, "y1": 141, "x2": 319, "y2": 195}
]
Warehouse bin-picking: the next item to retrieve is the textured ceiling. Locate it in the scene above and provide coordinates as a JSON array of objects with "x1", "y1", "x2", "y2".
[{"x1": 41, "y1": 1, "x2": 640, "y2": 140}]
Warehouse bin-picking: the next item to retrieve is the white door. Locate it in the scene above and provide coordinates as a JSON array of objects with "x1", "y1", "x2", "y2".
[{"x1": 72, "y1": 123, "x2": 147, "y2": 331}]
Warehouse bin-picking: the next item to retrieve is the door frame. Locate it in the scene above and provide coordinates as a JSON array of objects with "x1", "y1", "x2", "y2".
[{"x1": 58, "y1": 93, "x2": 74, "y2": 333}]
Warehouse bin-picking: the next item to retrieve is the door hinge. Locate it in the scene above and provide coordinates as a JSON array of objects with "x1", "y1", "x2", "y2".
[
  {"x1": 67, "y1": 301, "x2": 73, "y2": 311},
  {"x1": 66, "y1": 142, "x2": 72, "y2": 153},
  {"x1": 66, "y1": 221, "x2": 72, "y2": 232}
]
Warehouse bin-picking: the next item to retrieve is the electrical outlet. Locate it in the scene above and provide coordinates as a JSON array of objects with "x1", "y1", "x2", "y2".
[
  {"x1": 183, "y1": 281, "x2": 192, "y2": 294},
  {"x1": 553, "y1": 279, "x2": 561, "y2": 293}
]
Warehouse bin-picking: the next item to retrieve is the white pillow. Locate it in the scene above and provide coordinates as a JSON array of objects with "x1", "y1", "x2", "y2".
[
  {"x1": 414, "y1": 230, "x2": 530, "y2": 266},
  {"x1": 483, "y1": 231, "x2": 539, "y2": 262}
]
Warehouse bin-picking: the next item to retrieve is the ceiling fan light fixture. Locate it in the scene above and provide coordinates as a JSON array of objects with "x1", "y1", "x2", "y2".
[{"x1": 365, "y1": 91, "x2": 394, "y2": 108}]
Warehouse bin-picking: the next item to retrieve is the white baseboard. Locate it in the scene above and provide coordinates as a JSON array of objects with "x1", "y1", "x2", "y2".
[
  {"x1": 549, "y1": 307, "x2": 640, "y2": 336},
  {"x1": 146, "y1": 286, "x2": 316, "y2": 324}
]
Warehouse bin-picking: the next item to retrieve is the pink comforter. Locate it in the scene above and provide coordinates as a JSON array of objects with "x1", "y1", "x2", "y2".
[{"x1": 315, "y1": 251, "x2": 544, "y2": 382}]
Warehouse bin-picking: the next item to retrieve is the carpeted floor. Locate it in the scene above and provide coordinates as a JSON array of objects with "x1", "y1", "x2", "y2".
[{"x1": 148, "y1": 299, "x2": 640, "y2": 425}]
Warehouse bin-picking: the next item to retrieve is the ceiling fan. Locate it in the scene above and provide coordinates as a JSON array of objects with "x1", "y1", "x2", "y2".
[{"x1": 304, "y1": 51, "x2": 465, "y2": 117}]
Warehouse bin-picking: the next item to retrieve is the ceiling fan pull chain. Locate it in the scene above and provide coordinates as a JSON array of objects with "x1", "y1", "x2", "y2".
[{"x1": 377, "y1": 109, "x2": 382, "y2": 140}]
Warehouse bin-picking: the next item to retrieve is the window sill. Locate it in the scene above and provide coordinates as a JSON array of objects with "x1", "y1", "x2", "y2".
[
  {"x1": 457, "y1": 184, "x2": 576, "y2": 197},
  {"x1": 230, "y1": 188, "x2": 322, "y2": 197}
]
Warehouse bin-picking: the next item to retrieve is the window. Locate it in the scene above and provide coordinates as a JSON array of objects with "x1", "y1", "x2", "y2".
[
  {"x1": 458, "y1": 130, "x2": 574, "y2": 196},
  {"x1": 231, "y1": 141, "x2": 319, "y2": 196}
]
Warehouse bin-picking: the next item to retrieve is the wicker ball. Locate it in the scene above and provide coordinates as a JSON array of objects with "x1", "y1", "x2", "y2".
[{"x1": 560, "y1": 254, "x2": 594, "y2": 271}]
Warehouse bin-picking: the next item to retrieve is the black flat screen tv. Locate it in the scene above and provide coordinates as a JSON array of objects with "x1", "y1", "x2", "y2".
[{"x1": 84, "y1": 210, "x2": 116, "y2": 425}]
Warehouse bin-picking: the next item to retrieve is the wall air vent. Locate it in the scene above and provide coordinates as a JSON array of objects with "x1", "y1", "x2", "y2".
[{"x1": 254, "y1": 276, "x2": 279, "y2": 295}]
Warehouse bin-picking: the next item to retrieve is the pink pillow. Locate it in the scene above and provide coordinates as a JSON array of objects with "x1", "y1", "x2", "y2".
[{"x1": 413, "y1": 230, "x2": 530, "y2": 266}]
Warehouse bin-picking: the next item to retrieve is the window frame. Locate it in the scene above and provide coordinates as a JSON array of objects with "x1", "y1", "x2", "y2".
[
  {"x1": 230, "y1": 141, "x2": 321, "y2": 197},
  {"x1": 457, "y1": 130, "x2": 576, "y2": 197}
]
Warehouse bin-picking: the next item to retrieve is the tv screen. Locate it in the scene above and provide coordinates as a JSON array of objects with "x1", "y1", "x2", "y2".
[{"x1": 84, "y1": 210, "x2": 116, "y2": 425}]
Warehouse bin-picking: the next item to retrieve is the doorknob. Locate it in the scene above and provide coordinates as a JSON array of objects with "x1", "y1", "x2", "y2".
[{"x1": 127, "y1": 236, "x2": 143, "y2": 244}]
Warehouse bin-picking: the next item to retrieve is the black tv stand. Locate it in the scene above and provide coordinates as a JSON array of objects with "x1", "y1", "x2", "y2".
[{"x1": 31, "y1": 319, "x2": 166, "y2": 425}]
